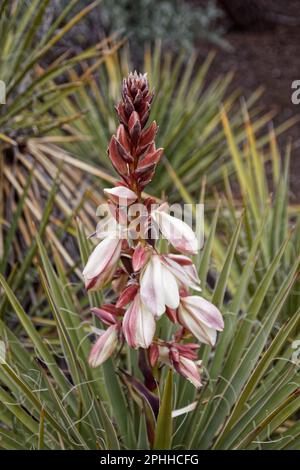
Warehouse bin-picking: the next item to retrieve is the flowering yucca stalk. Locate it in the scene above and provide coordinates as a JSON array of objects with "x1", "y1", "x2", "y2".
[{"x1": 83, "y1": 72, "x2": 224, "y2": 391}]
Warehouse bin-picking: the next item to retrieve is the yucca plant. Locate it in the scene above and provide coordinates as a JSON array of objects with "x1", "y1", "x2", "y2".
[{"x1": 0, "y1": 73, "x2": 299, "y2": 450}]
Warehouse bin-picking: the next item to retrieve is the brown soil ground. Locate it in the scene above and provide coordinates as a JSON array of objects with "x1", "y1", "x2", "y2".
[{"x1": 196, "y1": 1, "x2": 300, "y2": 202}]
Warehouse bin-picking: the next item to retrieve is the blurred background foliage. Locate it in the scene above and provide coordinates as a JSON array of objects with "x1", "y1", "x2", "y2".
[
  {"x1": 0, "y1": 0, "x2": 299, "y2": 451},
  {"x1": 55, "y1": 0, "x2": 227, "y2": 59},
  {"x1": 96, "y1": 0, "x2": 226, "y2": 53}
]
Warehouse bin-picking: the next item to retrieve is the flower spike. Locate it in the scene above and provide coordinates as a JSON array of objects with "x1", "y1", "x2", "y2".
[{"x1": 83, "y1": 72, "x2": 224, "y2": 391}]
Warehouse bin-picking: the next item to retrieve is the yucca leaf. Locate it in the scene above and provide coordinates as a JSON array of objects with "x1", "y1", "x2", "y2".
[
  {"x1": 0, "y1": 429, "x2": 26, "y2": 450},
  {"x1": 198, "y1": 201, "x2": 220, "y2": 287},
  {"x1": 0, "y1": 384, "x2": 39, "y2": 436},
  {"x1": 212, "y1": 215, "x2": 243, "y2": 308},
  {"x1": 6, "y1": 0, "x2": 101, "y2": 97},
  {"x1": 236, "y1": 389, "x2": 300, "y2": 449},
  {"x1": 154, "y1": 369, "x2": 173, "y2": 450},
  {"x1": 196, "y1": 268, "x2": 298, "y2": 449},
  {"x1": 210, "y1": 217, "x2": 267, "y2": 381},
  {"x1": 137, "y1": 412, "x2": 150, "y2": 450},
  {"x1": 221, "y1": 235, "x2": 293, "y2": 381},
  {"x1": 0, "y1": 273, "x2": 74, "y2": 404},
  {"x1": 213, "y1": 366, "x2": 295, "y2": 449},
  {"x1": 0, "y1": 363, "x2": 72, "y2": 447},
  {"x1": 38, "y1": 408, "x2": 45, "y2": 451},
  {"x1": 214, "y1": 307, "x2": 300, "y2": 448},
  {"x1": 0, "y1": 167, "x2": 33, "y2": 274}
]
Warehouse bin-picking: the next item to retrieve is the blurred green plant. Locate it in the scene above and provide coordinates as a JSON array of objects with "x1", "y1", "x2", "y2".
[{"x1": 99, "y1": 0, "x2": 226, "y2": 54}]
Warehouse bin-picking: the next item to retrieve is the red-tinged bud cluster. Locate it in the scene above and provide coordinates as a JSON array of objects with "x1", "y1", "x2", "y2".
[
  {"x1": 118, "y1": 72, "x2": 153, "y2": 130},
  {"x1": 108, "y1": 72, "x2": 163, "y2": 193}
]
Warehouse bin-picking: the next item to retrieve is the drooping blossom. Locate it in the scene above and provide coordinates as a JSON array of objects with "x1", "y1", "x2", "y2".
[
  {"x1": 178, "y1": 296, "x2": 224, "y2": 346},
  {"x1": 93, "y1": 210, "x2": 118, "y2": 239},
  {"x1": 139, "y1": 252, "x2": 201, "y2": 317},
  {"x1": 83, "y1": 237, "x2": 122, "y2": 291},
  {"x1": 123, "y1": 293, "x2": 156, "y2": 349},
  {"x1": 152, "y1": 205, "x2": 198, "y2": 254},
  {"x1": 88, "y1": 324, "x2": 119, "y2": 367}
]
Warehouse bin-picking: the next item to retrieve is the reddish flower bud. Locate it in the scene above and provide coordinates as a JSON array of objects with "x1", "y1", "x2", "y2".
[
  {"x1": 135, "y1": 163, "x2": 156, "y2": 178},
  {"x1": 133, "y1": 89, "x2": 143, "y2": 107},
  {"x1": 140, "y1": 106, "x2": 151, "y2": 128},
  {"x1": 149, "y1": 343, "x2": 159, "y2": 367},
  {"x1": 176, "y1": 343, "x2": 200, "y2": 361},
  {"x1": 116, "y1": 124, "x2": 131, "y2": 151},
  {"x1": 137, "y1": 148, "x2": 163, "y2": 173},
  {"x1": 166, "y1": 306, "x2": 178, "y2": 323},
  {"x1": 137, "y1": 170, "x2": 155, "y2": 189},
  {"x1": 91, "y1": 307, "x2": 118, "y2": 325},
  {"x1": 139, "y1": 121, "x2": 158, "y2": 149},
  {"x1": 157, "y1": 342, "x2": 202, "y2": 389},
  {"x1": 108, "y1": 136, "x2": 128, "y2": 175},
  {"x1": 116, "y1": 284, "x2": 139, "y2": 308},
  {"x1": 115, "y1": 103, "x2": 127, "y2": 127},
  {"x1": 124, "y1": 96, "x2": 135, "y2": 118},
  {"x1": 132, "y1": 243, "x2": 151, "y2": 271},
  {"x1": 114, "y1": 136, "x2": 134, "y2": 163},
  {"x1": 129, "y1": 111, "x2": 141, "y2": 146}
]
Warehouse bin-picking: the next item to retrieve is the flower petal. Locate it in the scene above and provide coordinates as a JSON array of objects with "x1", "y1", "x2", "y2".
[
  {"x1": 88, "y1": 325, "x2": 118, "y2": 367},
  {"x1": 178, "y1": 300, "x2": 218, "y2": 346},
  {"x1": 104, "y1": 186, "x2": 137, "y2": 205},
  {"x1": 123, "y1": 294, "x2": 156, "y2": 349},
  {"x1": 149, "y1": 343, "x2": 159, "y2": 367},
  {"x1": 176, "y1": 356, "x2": 202, "y2": 389},
  {"x1": 132, "y1": 243, "x2": 151, "y2": 272},
  {"x1": 161, "y1": 263, "x2": 180, "y2": 310},
  {"x1": 140, "y1": 255, "x2": 165, "y2": 316},
  {"x1": 162, "y1": 255, "x2": 201, "y2": 292},
  {"x1": 137, "y1": 301, "x2": 156, "y2": 349},
  {"x1": 152, "y1": 210, "x2": 198, "y2": 254},
  {"x1": 116, "y1": 284, "x2": 139, "y2": 308},
  {"x1": 83, "y1": 237, "x2": 121, "y2": 290},
  {"x1": 91, "y1": 307, "x2": 117, "y2": 325},
  {"x1": 182, "y1": 296, "x2": 224, "y2": 331}
]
